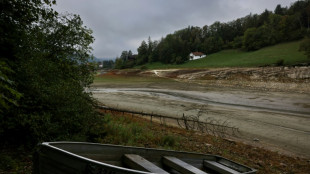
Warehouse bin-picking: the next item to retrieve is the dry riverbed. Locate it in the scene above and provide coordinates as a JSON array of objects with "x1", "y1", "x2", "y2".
[{"x1": 92, "y1": 68, "x2": 310, "y2": 158}]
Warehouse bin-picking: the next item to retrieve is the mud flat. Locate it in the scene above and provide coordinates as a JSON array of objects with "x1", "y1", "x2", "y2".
[
  {"x1": 92, "y1": 87, "x2": 310, "y2": 158},
  {"x1": 92, "y1": 67, "x2": 310, "y2": 158}
]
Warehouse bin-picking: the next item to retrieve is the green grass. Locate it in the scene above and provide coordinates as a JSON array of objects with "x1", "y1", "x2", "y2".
[
  {"x1": 93, "y1": 75, "x2": 170, "y2": 84},
  {"x1": 99, "y1": 115, "x2": 181, "y2": 149},
  {"x1": 92, "y1": 73, "x2": 176, "y2": 87},
  {"x1": 137, "y1": 40, "x2": 309, "y2": 69}
]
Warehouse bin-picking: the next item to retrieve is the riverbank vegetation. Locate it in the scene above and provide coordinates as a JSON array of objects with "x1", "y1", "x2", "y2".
[
  {"x1": 86, "y1": 109, "x2": 310, "y2": 174},
  {"x1": 0, "y1": 1, "x2": 105, "y2": 172},
  {"x1": 9, "y1": 107, "x2": 310, "y2": 173}
]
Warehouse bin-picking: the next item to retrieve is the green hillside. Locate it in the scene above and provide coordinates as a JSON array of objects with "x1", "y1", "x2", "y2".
[{"x1": 137, "y1": 40, "x2": 309, "y2": 69}]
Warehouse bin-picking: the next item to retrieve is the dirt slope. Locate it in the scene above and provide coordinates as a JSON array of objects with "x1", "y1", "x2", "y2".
[{"x1": 140, "y1": 66, "x2": 310, "y2": 93}]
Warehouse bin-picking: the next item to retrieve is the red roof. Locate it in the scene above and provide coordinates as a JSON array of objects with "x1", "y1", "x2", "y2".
[{"x1": 191, "y1": 52, "x2": 205, "y2": 56}]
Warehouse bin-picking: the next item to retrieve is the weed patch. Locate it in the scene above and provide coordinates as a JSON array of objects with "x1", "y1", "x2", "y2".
[
  {"x1": 100, "y1": 114, "x2": 182, "y2": 149},
  {"x1": 0, "y1": 148, "x2": 32, "y2": 174},
  {"x1": 98, "y1": 109, "x2": 310, "y2": 174}
]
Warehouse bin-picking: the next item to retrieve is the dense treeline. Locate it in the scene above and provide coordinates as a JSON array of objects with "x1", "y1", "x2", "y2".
[
  {"x1": 116, "y1": 0, "x2": 310, "y2": 69},
  {"x1": 0, "y1": 0, "x2": 104, "y2": 148},
  {"x1": 98, "y1": 60, "x2": 115, "y2": 69}
]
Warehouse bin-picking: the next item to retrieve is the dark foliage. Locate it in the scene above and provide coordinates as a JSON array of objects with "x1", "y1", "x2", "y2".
[
  {"x1": 299, "y1": 31, "x2": 310, "y2": 58},
  {"x1": 101, "y1": 60, "x2": 115, "y2": 69},
  {"x1": 0, "y1": 0, "x2": 104, "y2": 148}
]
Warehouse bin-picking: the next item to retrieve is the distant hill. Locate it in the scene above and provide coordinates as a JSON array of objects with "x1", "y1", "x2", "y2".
[
  {"x1": 117, "y1": 0, "x2": 310, "y2": 69},
  {"x1": 90, "y1": 57, "x2": 115, "y2": 62},
  {"x1": 135, "y1": 40, "x2": 309, "y2": 69}
]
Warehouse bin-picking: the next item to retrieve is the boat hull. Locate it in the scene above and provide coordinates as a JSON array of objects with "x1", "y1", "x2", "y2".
[{"x1": 34, "y1": 142, "x2": 256, "y2": 174}]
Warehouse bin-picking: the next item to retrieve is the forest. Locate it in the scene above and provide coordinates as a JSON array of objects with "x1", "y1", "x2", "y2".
[{"x1": 115, "y1": 0, "x2": 310, "y2": 69}]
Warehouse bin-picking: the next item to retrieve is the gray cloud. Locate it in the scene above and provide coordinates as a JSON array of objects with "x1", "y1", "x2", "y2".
[{"x1": 53, "y1": 0, "x2": 296, "y2": 59}]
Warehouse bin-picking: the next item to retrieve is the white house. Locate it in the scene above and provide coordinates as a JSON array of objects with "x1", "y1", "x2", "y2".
[{"x1": 189, "y1": 52, "x2": 206, "y2": 60}]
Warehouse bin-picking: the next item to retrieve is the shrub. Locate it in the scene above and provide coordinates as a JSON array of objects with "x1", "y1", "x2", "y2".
[
  {"x1": 275, "y1": 59, "x2": 284, "y2": 66},
  {"x1": 161, "y1": 135, "x2": 179, "y2": 147},
  {"x1": 0, "y1": 154, "x2": 17, "y2": 171},
  {"x1": 299, "y1": 33, "x2": 310, "y2": 59},
  {"x1": 0, "y1": 0, "x2": 101, "y2": 147},
  {"x1": 140, "y1": 65, "x2": 148, "y2": 70}
]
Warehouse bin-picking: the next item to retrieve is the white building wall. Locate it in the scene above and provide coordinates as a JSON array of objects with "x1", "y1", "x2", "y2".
[
  {"x1": 193, "y1": 55, "x2": 202, "y2": 60},
  {"x1": 190, "y1": 53, "x2": 206, "y2": 60}
]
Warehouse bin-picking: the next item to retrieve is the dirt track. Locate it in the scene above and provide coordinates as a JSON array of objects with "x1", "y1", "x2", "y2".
[{"x1": 92, "y1": 68, "x2": 310, "y2": 158}]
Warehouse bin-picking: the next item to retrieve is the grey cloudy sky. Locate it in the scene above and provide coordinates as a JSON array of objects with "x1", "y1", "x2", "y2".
[{"x1": 53, "y1": 0, "x2": 296, "y2": 59}]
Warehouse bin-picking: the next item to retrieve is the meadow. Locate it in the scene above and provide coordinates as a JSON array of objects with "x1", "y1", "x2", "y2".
[{"x1": 137, "y1": 40, "x2": 309, "y2": 69}]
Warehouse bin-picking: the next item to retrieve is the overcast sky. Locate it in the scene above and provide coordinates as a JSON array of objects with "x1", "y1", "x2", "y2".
[{"x1": 53, "y1": 0, "x2": 296, "y2": 59}]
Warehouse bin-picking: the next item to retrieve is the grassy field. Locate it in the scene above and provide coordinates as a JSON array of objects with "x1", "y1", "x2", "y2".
[
  {"x1": 93, "y1": 72, "x2": 174, "y2": 86},
  {"x1": 137, "y1": 40, "x2": 309, "y2": 69},
  {"x1": 93, "y1": 75, "x2": 169, "y2": 84}
]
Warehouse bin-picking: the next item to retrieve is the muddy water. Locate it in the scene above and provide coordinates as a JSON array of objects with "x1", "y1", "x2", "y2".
[{"x1": 92, "y1": 87, "x2": 310, "y2": 158}]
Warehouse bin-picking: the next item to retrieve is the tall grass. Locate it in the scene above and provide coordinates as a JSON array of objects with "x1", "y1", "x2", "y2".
[{"x1": 100, "y1": 115, "x2": 181, "y2": 149}]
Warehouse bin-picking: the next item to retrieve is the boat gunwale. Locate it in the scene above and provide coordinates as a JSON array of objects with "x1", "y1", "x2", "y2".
[
  {"x1": 41, "y1": 141, "x2": 257, "y2": 174},
  {"x1": 41, "y1": 142, "x2": 151, "y2": 174}
]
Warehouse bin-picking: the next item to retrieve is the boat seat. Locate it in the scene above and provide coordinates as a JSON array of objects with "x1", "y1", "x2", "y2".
[
  {"x1": 203, "y1": 160, "x2": 239, "y2": 174},
  {"x1": 162, "y1": 156, "x2": 208, "y2": 174},
  {"x1": 123, "y1": 154, "x2": 169, "y2": 174}
]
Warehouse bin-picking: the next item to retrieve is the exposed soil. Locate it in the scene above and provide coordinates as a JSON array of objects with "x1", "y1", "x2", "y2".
[
  {"x1": 141, "y1": 66, "x2": 310, "y2": 93},
  {"x1": 92, "y1": 67, "x2": 310, "y2": 159},
  {"x1": 92, "y1": 87, "x2": 310, "y2": 158},
  {"x1": 99, "y1": 109, "x2": 310, "y2": 174}
]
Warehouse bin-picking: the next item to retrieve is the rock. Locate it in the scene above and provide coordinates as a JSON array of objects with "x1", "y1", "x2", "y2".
[
  {"x1": 256, "y1": 160, "x2": 264, "y2": 167},
  {"x1": 204, "y1": 143, "x2": 212, "y2": 147},
  {"x1": 224, "y1": 138, "x2": 236, "y2": 144},
  {"x1": 279, "y1": 163, "x2": 287, "y2": 167},
  {"x1": 253, "y1": 138, "x2": 260, "y2": 142}
]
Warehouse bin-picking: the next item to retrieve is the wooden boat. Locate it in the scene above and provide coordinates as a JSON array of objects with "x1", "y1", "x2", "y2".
[{"x1": 33, "y1": 142, "x2": 257, "y2": 174}]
